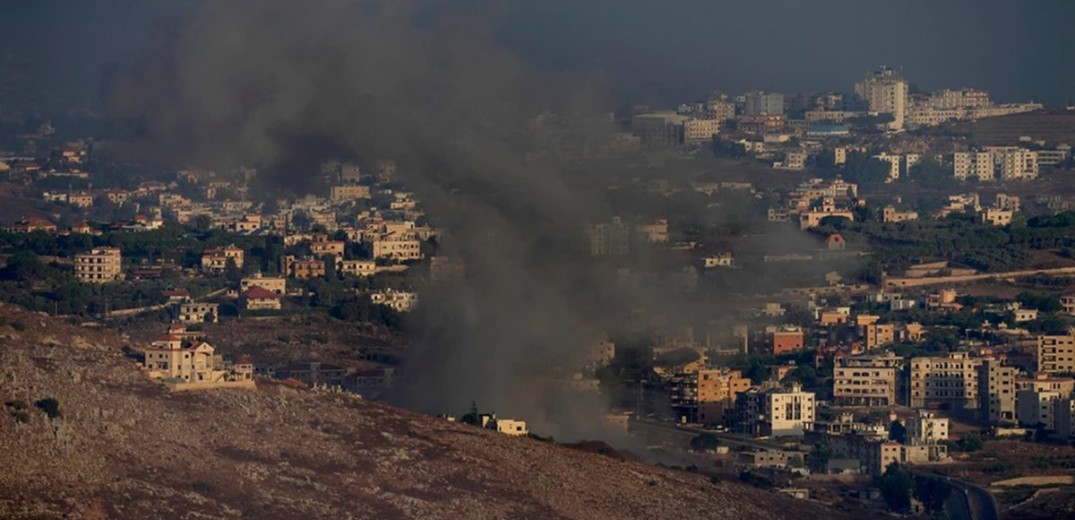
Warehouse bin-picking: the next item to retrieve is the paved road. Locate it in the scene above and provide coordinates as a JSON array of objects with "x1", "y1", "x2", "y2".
[
  {"x1": 629, "y1": 418, "x2": 789, "y2": 451},
  {"x1": 946, "y1": 476, "x2": 1000, "y2": 520},
  {"x1": 921, "y1": 471, "x2": 1000, "y2": 520}
]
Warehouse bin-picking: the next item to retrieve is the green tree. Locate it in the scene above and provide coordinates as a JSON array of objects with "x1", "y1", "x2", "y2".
[
  {"x1": 880, "y1": 462, "x2": 913, "y2": 512},
  {"x1": 34, "y1": 397, "x2": 62, "y2": 419},
  {"x1": 889, "y1": 420, "x2": 907, "y2": 443}
]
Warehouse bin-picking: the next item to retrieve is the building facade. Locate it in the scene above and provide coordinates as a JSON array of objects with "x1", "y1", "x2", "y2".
[{"x1": 75, "y1": 247, "x2": 123, "y2": 283}]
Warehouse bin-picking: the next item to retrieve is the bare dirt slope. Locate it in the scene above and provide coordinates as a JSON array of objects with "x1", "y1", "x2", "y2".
[{"x1": 0, "y1": 303, "x2": 842, "y2": 519}]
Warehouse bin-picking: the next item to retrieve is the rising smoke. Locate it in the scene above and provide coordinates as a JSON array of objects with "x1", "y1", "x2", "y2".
[{"x1": 111, "y1": 0, "x2": 656, "y2": 439}]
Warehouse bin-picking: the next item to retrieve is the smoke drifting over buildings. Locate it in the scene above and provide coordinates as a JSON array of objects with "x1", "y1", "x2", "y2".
[{"x1": 110, "y1": 0, "x2": 654, "y2": 437}]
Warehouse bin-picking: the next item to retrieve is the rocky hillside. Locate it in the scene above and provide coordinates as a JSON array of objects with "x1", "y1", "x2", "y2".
[{"x1": 0, "y1": 304, "x2": 841, "y2": 519}]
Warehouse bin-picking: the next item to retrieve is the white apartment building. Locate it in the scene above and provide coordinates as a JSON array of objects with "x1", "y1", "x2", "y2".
[
  {"x1": 984, "y1": 146, "x2": 1039, "y2": 180},
  {"x1": 855, "y1": 67, "x2": 908, "y2": 131},
  {"x1": 765, "y1": 383, "x2": 816, "y2": 437},
  {"x1": 953, "y1": 152, "x2": 995, "y2": 181}
]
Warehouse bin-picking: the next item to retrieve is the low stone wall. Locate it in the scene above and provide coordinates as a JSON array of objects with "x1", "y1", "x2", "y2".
[
  {"x1": 167, "y1": 380, "x2": 256, "y2": 392},
  {"x1": 990, "y1": 475, "x2": 1075, "y2": 487}
]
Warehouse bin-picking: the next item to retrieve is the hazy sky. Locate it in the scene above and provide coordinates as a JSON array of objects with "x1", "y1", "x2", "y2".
[{"x1": 1, "y1": 0, "x2": 1073, "y2": 108}]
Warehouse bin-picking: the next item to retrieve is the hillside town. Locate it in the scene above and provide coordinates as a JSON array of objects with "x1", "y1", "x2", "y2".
[{"x1": 4, "y1": 39, "x2": 1075, "y2": 516}]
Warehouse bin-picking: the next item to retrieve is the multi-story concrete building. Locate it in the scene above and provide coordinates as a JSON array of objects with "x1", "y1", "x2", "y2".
[
  {"x1": 75, "y1": 247, "x2": 123, "y2": 284},
  {"x1": 281, "y1": 256, "x2": 326, "y2": 279},
  {"x1": 855, "y1": 67, "x2": 908, "y2": 131},
  {"x1": 765, "y1": 383, "x2": 815, "y2": 437},
  {"x1": 143, "y1": 336, "x2": 252, "y2": 385},
  {"x1": 907, "y1": 410, "x2": 949, "y2": 445},
  {"x1": 953, "y1": 152, "x2": 995, "y2": 181},
  {"x1": 978, "y1": 358, "x2": 1017, "y2": 425},
  {"x1": 340, "y1": 259, "x2": 376, "y2": 278},
  {"x1": 910, "y1": 353, "x2": 982, "y2": 410},
  {"x1": 201, "y1": 245, "x2": 244, "y2": 272},
  {"x1": 682, "y1": 118, "x2": 720, "y2": 144},
  {"x1": 370, "y1": 234, "x2": 423, "y2": 261},
  {"x1": 1061, "y1": 292, "x2": 1075, "y2": 316},
  {"x1": 741, "y1": 91, "x2": 785, "y2": 116},
  {"x1": 1017, "y1": 389, "x2": 1061, "y2": 428},
  {"x1": 771, "y1": 326, "x2": 805, "y2": 355},
  {"x1": 984, "y1": 146, "x2": 1039, "y2": 180},
  {"x1": 330, "y1": 184, "x2": 371, "y2": 202},
  {"x1": 1016, "y1": 373, "x2": 1075, "y2": 395},
  {"x1": 1037, "y1": 332, "x2": 1075, "y2": 374},
  {"x1": 833, "y1": 353, "x2": 900, "y2": 406},
  {"x1": 670, "y1": 368, "x2": 752, "y2": 425}
]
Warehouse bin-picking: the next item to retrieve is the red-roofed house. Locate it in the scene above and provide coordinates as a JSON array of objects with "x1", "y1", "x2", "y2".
[
  {"x1": 241, "y1": 286, "x2": 282, "y2": 311},
  {"x1": 8, "y1": 217, "x2": 57, "y2": 233}
]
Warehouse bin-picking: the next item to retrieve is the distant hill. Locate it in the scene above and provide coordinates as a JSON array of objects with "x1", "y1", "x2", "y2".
[
  {"x1": 0, "y1": 303, "x2": 846, "y2": 519},
  {"x1": 955, "y1": 110, "x2": 1075, "y2": 146}
]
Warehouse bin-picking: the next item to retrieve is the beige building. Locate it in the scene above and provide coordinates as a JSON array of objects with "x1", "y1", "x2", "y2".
[
  {"x1": 202, "y1": 245, "x2": 244, "y2": 272},
  {"x1": 978, "y1": 358, "x2": 1017, "y2": 425},
  {"x1": 494, "y1": 418, "x2": 528, "y2": 437},
  {"x1": 241, "y1": 273, "x2": 286, "y2": 295},
  {"x1": 980, "y1": 208, "x2": 1014, "y2": 226},
  {"x1": 882, "y1": 206, "x2": 918, "y2": 223},
  {"x1": 143, "y1": 337, "x2": 252, "y2": 385},
  {"x1": 682, "y1": 118, "x2": 720, "y2": 144},
  {"x1": 75, "y1": 247, "x2": 123, "y2": 283},
  {"x1": 370, "y1": 289, "x2": 418, "y2": 313},
  {"x1": 670, "y1": 368, "x2": 752, "y2": 425},
  {"x1": 1061, "y1": 292, "x2": 1075, "y2": 315},
  {"x1": 953, "y1": 152, "x2": 995, "y2": 181},
  {"x1": 1037, "y1": 332, "x2": 1075, "y2": 374},
  {"x1": 370, "y1": 234, "x2": 423, "y2": 261},
  {"x1": 833, "y1": 353, "x2": 901, "y2": 406},
  {"x1": 310, "y1": 237, "x2": 346, "y2": 259},
  {"x1": 330, "y1": 184, "x2": 371, "y2": 202},
  {"x1": 340, "y1": 259, "x2": 376, "y2": 277},
  {"x1": 178, "y1": 303, "x2": 219, "y2": 324},
  {"x1": 910, "y1": 353, "x2": 982, "y2": 410},
  {"x1": 984, "y1": 146, "x2": 1039, "y2": 180},
  {"x1": 1017, "y1": 373, "x2": 1075, "y2": 395},
  {"x1": 241, "y1": 286, "x2": 282, "y2": 311}
]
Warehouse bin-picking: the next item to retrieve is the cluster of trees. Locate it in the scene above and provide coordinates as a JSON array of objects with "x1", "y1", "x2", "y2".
[
  {"x1": 879, "y1": 463, "x2": 951, "y2": 514},
  {"x1": 813, "y1": 210, "x2": 1075, "y2": 274}
]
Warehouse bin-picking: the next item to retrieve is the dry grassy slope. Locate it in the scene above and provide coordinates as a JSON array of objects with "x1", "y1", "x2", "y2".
[{"x1": 0, "y1": 303, "x2": 839, "y2": 520}]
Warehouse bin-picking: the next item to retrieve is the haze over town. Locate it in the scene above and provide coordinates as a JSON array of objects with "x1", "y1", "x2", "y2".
[{"x1": 1, "y1": 1, "x2": 1075, "y2": 518}]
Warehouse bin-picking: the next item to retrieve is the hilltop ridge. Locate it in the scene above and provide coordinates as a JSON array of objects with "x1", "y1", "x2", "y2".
[{"x1": 0, "y1": 304, "x2": 842, "y2": 519}]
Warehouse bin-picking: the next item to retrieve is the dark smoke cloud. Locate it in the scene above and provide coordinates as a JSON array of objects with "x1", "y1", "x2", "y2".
[{"x1": 111, "y1": 0, "x2": 650, "y2": 438}]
